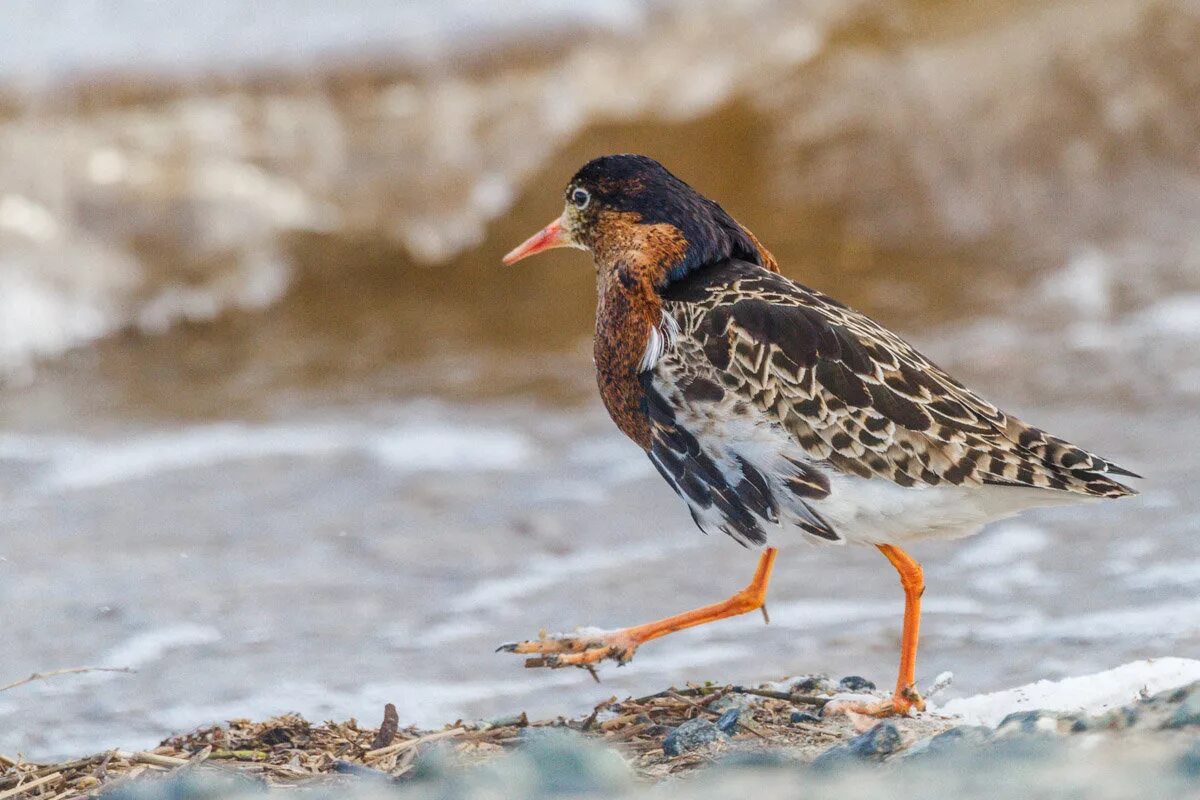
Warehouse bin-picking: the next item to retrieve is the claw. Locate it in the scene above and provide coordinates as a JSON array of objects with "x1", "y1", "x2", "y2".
[
  {"x1": 898, "y1": 685, "x2": 926, "y2": 713},
  {"x1": 826, "y1": 685, "x2": 925, "y2": 718},
  {"x1": 499, "y1": 628, "x2": 638, "y2": 672}
]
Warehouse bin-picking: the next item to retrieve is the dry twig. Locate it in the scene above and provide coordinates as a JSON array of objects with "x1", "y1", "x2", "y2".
[{"x1": 0, "y1": 667, "x2": 134, "y2": 693}]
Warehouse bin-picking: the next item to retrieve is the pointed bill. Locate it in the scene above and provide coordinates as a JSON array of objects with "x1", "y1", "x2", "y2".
[{"x1": 502, "y1": 218, "x2": 573, "y2": 265}]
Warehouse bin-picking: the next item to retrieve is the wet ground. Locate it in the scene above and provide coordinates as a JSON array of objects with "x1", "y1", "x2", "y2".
[{"x1": 1, "y1": 0, "x2": 1198, "y2": 760}]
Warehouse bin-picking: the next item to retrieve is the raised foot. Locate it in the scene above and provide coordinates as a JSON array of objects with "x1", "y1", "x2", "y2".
[
  {"x1": 496, "y1": 628, "x2": 640, "y2": 669},
  {"x1": 826, "y1": 685, "x2": 926, "y2": 718}
]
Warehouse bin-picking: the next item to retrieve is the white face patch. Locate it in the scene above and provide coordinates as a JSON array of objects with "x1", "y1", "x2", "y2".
[{"x1": 638, "y1": 311, "x2": 680, "y2": 373}]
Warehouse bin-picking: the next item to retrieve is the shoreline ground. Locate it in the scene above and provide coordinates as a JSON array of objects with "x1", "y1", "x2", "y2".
[{"x1": 2, "y1": 658, "x2": 1198, "y2": 797}]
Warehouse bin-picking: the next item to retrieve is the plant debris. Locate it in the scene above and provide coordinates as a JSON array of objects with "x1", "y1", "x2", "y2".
[{"x1": 0, "y1": 679, "x2": 957, "y2": 796}]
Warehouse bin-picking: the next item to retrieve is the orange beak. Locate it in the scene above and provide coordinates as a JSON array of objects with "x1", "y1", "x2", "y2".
[{"x1": 502, "y1": 218, "x2": 573, "y2": 266}]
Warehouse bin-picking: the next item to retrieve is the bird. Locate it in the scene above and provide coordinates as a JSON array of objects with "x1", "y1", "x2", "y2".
[{"x1": 497, "y1": 154, "x2": 1139, "y2": 716}]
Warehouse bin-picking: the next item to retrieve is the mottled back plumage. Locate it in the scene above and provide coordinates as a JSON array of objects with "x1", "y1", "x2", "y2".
[{"x1": 640, "y1": 258, "x2": 1137, "y2": 547}]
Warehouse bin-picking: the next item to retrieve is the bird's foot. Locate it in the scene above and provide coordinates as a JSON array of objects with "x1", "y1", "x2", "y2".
[
  {"x1": 497, "y1": 627, "x2": 639, "y2": 669},
  {"x1": 826, "y1": 685, "x2": 926, "y2": 719}
]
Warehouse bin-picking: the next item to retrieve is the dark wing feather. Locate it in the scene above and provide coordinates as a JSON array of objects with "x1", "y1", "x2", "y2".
[
  {"x1": 662, "y1": 260, "x2": 1138, "y2": 499},
  {"x1": 640, "y1": 374, "x2": 777, "y2": 546}
]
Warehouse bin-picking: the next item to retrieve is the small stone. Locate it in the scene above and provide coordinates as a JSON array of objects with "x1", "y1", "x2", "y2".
[
  {"x1": 518, "y1": 725, "x2": 585, "y2": 744},
  {"x1": 408, "y1": 741, "x2": 453, "y2": 782},
  {"x1": 1178, "y1": 740, "x2": 1200, "y2": 778},
  {"x1": 259, "y1": 726, "x2": 293, "y2": 746},
  {"x1": 1084, "y1": 706, "x2": 1138, "y2": 731},
  {"x1": 987, "y1": 735, "x2": 1065, "y2": 764},
  {"x1": 716, "y1": 748, "x2": 793, "y2": 770},
  {"x1": 839, "y1": 675, "x2": 876, "y2": 692},
  {"x1": 1166, "y1": 691, "x2": 1200, "y2": 729},
  {"x1": 813, "y1": 720, "x2": 903, "y2": 769},
  {"x1": 519, "y1": 730, "x2": 631, "y2": 793},
  {"x1": 662, "y1": 718, "x2": 726, "y2": 756},
  {"x1": 715, "y1": 708, "x2": 741, "y2": 734},
  {"x1": 908, "y1": 725, "x2": 992, "y2": 759},
  {"x1": 790, "y1": 674, "x2": 836, "y2": 694},
  {"x1": 710, "y1": 693, "x2": 758, "y2": 713},
  {"x1": 331, "y1": 760, "x2": 393, "y2": 781},
  {"x1": 475, "y1": 731, "x2": 630, "y2": 795},
  {"x1": 847, "y1": 721, "x2": 903, "y2": 757},
  {"x1": 996, "y1": 709, "x2": 1066, "y2": 736},
  {"x1": 484, "y1": 712, "x2": 529, "y2": 729},
  {"x1": 790, "y1": 711, "x2": 822, "y2": 725},
  {"x1": 99, "y1": 772, "x2": 259, "y2": 800},
  {"x1": 998, "y1": 710, "x2": 1043, "y2": 731},
  {"x1": 809, "y1": 744, "x2": 855, "y2": 771}
]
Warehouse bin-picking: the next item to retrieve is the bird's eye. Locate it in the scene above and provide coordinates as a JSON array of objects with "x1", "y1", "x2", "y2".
[{"x1": 571, "y1": 188, "x2": 590, "y2": 209}]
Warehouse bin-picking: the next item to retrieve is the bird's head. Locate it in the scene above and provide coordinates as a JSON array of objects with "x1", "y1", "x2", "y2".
[{"x1": 503, "y1": 154, "x2": 773, "y2": 287}]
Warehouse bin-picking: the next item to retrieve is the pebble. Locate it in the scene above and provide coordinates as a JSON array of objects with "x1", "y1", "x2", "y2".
[
  {"x1": 1082, "y1": 706, "x2": 1138, "y2": 731},
  {"x1": 848, "y1": 721, "x2": 903, "y2": 757},
  {"x1": 812, "y1": 721, "x2": 902, "y2": 769},
  {"x1": 789, "y1": 675, "x2": 837, "y2": 694},
  {"x1": 407, "y1": 741, "x2": 453, "y2": 782},
  {"x1": 838, "y1": 676, "x2": 876, "y2": 692},
  {"x1": 710, "y1": 693, "x2": 758, "y2": 713},
  {"x1": 790, "y1": 711, "x2": 822, "y2": 725},
  {"x1": 715, "y1": 748, "x2": 793, "y2": 770},
  {"x1": 1166, "y1": 690, "x2": 1200, "y2": 729},
  {"x1": 483, "y1": 712, "x2": 529, "y2": 729},
  {"x1": 906, "y1": 725, "x2": 992, "y2": 760},
  {"x1": 1178, "y1": 740, "x2": 1200, "y2": 778},
  {"x1": 518, "y1": 725, "x2": 585, "y2": 744},
  {"x1": 330, "y1": 760, "x2": 393, "y2": 781},
  {"x1": 515, "y1": 729, "x2": 631, "y2": 793},
  {"x1": 715, "y1": 709, "x2": 741, "y2": 734},
  {"x1": 996, "y1": 710, "x2": 1069, "y2": 736},
  {"x1": 663, "y1": 718, "x2": 727, "y2": 756},
  {"x1": 99, "y1": 773, "x2": 260, "y2": 800}
]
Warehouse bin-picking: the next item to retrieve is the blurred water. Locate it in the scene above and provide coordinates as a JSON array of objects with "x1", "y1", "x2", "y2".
[
  {"x1": 0, "y1": 0, "x2": 646, "y2": 82},
  {"x1": 1, "y1": 0, "x2": 1199, "y2": 760}
]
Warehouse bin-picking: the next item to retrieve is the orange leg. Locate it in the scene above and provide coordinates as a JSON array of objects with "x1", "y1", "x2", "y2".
[
  {"x1": 830, "y1": 544, "x2": 926, "y2": 717},
  {"x1": 878, "y1": 544, "x2": 926, "y2": 714},
  {"x1": 499, "y1": 547, "x2": 777, "y2": 669}
]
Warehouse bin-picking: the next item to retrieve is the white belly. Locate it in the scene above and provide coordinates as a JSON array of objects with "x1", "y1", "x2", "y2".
[{"x1": 806, "y1": 471, "x2": 1092, "y2": 546}]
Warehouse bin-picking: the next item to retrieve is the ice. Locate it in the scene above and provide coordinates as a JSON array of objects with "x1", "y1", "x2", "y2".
[{"x1": 937, "y1": 657, "x2": 1200, "y2": 726}]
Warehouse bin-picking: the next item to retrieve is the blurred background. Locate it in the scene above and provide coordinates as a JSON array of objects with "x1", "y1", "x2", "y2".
[{"x1": 1, "y1": 0, "x2": 1198, "y2": 760}]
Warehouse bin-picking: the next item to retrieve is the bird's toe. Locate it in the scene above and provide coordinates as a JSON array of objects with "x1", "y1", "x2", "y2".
[{"x1": 498, "y1": 628, "x2": 636, "y2": 671}]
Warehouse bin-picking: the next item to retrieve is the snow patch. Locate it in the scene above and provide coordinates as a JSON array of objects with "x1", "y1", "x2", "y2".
[{"x1": 937, "y1": 657, "x2": 1200, "y2": 726}]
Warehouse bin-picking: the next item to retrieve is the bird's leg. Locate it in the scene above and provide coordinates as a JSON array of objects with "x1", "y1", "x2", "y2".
[
  {"x1": 881, "y1": 543, "x2": 926, "y2": 713},
  {"x1": 499, "y1": 547, "x2": 777, "y2": 670},
  {"x1": 829, "y1": 544, "x2": 926, "y2": 717}
]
